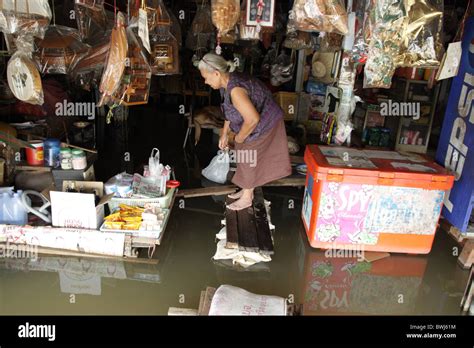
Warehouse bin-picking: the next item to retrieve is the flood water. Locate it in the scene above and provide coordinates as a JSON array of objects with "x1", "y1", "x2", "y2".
[
  {"x1": 0, "y1": 188, "x2": 469, "y2": 315},
  {"x1": 0, "y1": 105, "x2": 470, "y2": 315}
]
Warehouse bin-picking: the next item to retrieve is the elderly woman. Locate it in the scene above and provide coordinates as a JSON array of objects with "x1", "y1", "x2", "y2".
[{"x1": 198, "y1": 53, "x2": 292, "y2": 210}]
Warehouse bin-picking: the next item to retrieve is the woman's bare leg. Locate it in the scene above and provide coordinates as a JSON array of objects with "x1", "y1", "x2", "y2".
[
  {"x1": 228, "y1": 188, "x2": 244, "y2": 199},
  {"x1": 226, "y1": 188, "x2": 254, "y2": 210}
]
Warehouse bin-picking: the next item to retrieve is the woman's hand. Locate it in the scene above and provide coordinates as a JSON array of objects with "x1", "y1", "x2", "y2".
[{"x1": 219, "y1": 133, "x2": 229, "y2": 150}]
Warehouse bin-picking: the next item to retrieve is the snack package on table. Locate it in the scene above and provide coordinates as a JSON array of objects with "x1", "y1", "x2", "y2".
[{"x1": 132, "y1": 173, "x2": 165, "y2": 198}]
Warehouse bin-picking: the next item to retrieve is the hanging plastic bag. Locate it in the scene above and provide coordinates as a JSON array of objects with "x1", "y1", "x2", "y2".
[
  {"x1": 211, "y1": 0, "x2": 240, "y2": 54},
  {"x1": 74, "y1": 0, "x2": 108, "y2": 42},
  {"x1": 0, "y1": 0, "x2": 52, "y2": 39},
  {"x1": 185, "y1": 2, "x2": 213, "y2": 50},
  {"x1": 98, "y1": 11, "x2": 128, "y2": 107},
  {"x1": 202, "y1": 151, "x2": 230, "y2": 184},
  {"x1": 363, "y1": 0, "x2": 407, "y2": 88},
  {"x1": 35, "y1": 25, "x2": 90, "y2": 75},
  {"x1": 290, "y1": 0, "x2": 349, "y2": 35},
  {"x1": 394, "y1": 0, "x2": 443, "y2": 67}
]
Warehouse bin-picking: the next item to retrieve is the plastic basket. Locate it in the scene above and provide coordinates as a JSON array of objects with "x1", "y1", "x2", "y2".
[{"x1": 107, "y1": 187, "x2": 176, "y2": 211}]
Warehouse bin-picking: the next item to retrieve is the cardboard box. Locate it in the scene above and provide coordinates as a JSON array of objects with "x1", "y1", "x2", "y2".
[
  {"x1": 51, "y1": 162, "x2": 95, "y2": 190},
  {"x1": 48, "y1": 181, "x2": 114, "y2": 230}
]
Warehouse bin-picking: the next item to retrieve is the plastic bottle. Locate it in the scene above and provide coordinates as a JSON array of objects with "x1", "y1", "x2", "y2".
[
  {"x1": 72, "y1": 149, "x2": 87, "y2": 170},
  {"x1": 0, "y1": 193, "x2": 4, "y2": 222},
  {"x1": 1, "y1": 192, "x2": 13, "y2": 223},
  {"x1": 13, "y1": 191, "x2": 27, "y2": 225}
]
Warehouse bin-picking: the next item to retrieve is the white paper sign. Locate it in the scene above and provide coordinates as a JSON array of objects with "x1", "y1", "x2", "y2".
[
  {"x1": 436, "y1": 41, "x2": 462, "y2": 81},
  {"x1": 138, "y1": 8, "x2": 152, "y2": 54}
]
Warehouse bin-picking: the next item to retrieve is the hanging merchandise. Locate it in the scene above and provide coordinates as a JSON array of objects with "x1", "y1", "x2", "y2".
[
  {"x1": 320, "y1": 32, "x2": 344, "y2": 51},
  {"x1": 239, "y1": 9, "x2": 260, "y2": 41},
  {"x1": 185, "y1": 1, "x2": 214, "y2": 51},
  {"x1": 270, "y1": 51, "x2": 294, "y2": 86},
  {"x1": 283, "y1": 30, "x2": 314, "y2": 50},
  {"x1": 150, "y1": 31, "x2": 180, "y2": 75},
  {"x1": 72, "y1": 33, "x2": 111, "y2": 90},
  {"x1": 147, "y1": 0, "x2": 180, "y2": 75},
  {"x1": 211, "y1": 0, "x2": 240, "y2": 54},
  {"x1": 311, "y1": 51, "x2": 341, "y2": 84},
  {"x1": 0, "y1": 0, "x2": 51, "y2": 39},
  {"x1": 261, "y1": 46, "x2": 277, "y2": 79},
  {"x1": 75, "y1": 0, "x2": 105, "y2": 10},
  {"x1": 244, "y1": 0, "x2": 275, "y2": 31},
  {"x1": 363, "y1": 0, "x2": 407, "y2": 89},
  {"x1": 7, "y1": 38, "x2": 43, "y2": 105},
  {"x1": 35, "y1": 25, "x2": 90, "y2": 75},
  {"x1": 74, "y1": 0, "x2": 108, "y2": 42},
  {"x1": 395, "y1": 0, "x2": 443, "y2": 67},
  {"x1": 290, "y1": 0, "x2": 349, "y2": 35},
  {"x1": 98, "y1": 12, "x2": 128, "y2": 107},
  {"x1": 111, "y1": 27, "x2": 152, "y2": 106},
  {"x1": 192, "y1": 2, "x2": 215, "y2": 34},
  {"x1": 351, "y1": 0, "x2": 371, "y2": 64}
]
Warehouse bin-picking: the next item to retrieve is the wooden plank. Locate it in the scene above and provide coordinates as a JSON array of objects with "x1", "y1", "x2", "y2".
[
  {"x1": 441, "y1": 219, "x2": 474, "y2": 244},
  {"x1": 461, "y1": 266, "x2": 474, "y2": 312},
  {"x1": 264, "y1": 177, "x2": 306, "y2": 187},
  {"x1": 198, "y1": 291, "x2": 206, "y2": 315},
  {"x1": 176, "y1": 176, "x2": 305, "y2": 200},
  {"x1": 225, "y1": 196, "x2": 239, "y2": 249},
  {"x1": 177, "y1": 186, "x2": 237, "y2": 198},
  {"x1": 15, "y1": 163, "x2": 52, "y2": 172},
  {"x1": 168, "y1": 307, "x2": 198, "y2": 316},
  {"x1": 200, "y1": 287, "x2": 216, "y2": 316},
  {"x1": 458, "y1": 240, "x2": 474, "y2": 269},
  {"x1": 236, "y1": 205, "x2": 259, "y2": 253},
  {"x1": 362, "y1": 252, "x2": 390, "y2": 263},
  {"x1": 290, "y1": 155, "x2": 305, "y2": 164},
  {"x1": 253, "y1": 188, "x2": 274, "y2": 255}
]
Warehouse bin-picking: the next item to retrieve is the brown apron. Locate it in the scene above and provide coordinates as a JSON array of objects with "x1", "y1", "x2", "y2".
[{"x1": 232, "y1": 119, "x2": 292, "y2": 189}]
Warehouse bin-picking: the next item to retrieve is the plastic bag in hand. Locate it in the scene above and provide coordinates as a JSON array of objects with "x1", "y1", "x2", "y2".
[{"x1": 202, "y1": 151, "x2": 230, "y2": 184}]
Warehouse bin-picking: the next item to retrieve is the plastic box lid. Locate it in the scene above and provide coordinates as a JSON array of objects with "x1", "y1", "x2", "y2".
[{"x1": 304, "y1": 145, "x2": 454, "y2": 190}]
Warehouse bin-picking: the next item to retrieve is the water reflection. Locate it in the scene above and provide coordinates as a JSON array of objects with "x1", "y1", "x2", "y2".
[
  {"x1": 0, "y1": 255, "x2": 161, "y2": 297},
  {"x1": 296, "y1": 224, "x2": 470, "y2": 315}
]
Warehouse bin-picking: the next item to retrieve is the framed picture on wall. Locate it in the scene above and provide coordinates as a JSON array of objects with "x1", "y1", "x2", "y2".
[{"x1": 245, "y1": 0, "x2": 275, "y2": 28}]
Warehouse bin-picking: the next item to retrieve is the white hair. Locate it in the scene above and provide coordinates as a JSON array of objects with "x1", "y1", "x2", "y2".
[{"x1": 198, "y1": 53, "x2": 237, "y2": 73}]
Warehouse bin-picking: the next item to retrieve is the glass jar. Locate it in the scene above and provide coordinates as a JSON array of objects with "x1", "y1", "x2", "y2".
[
  {"x1": 72, "y1": 149, "x2": 87, "y2": 170},
  {"x1": 60, "y1": 148, "x2": 72, "y2": 170}
]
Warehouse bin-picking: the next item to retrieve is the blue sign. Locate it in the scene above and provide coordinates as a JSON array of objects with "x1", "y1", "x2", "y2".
[{"x1": 436, "y1": 17, "x2": 474, "y2": 233}]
